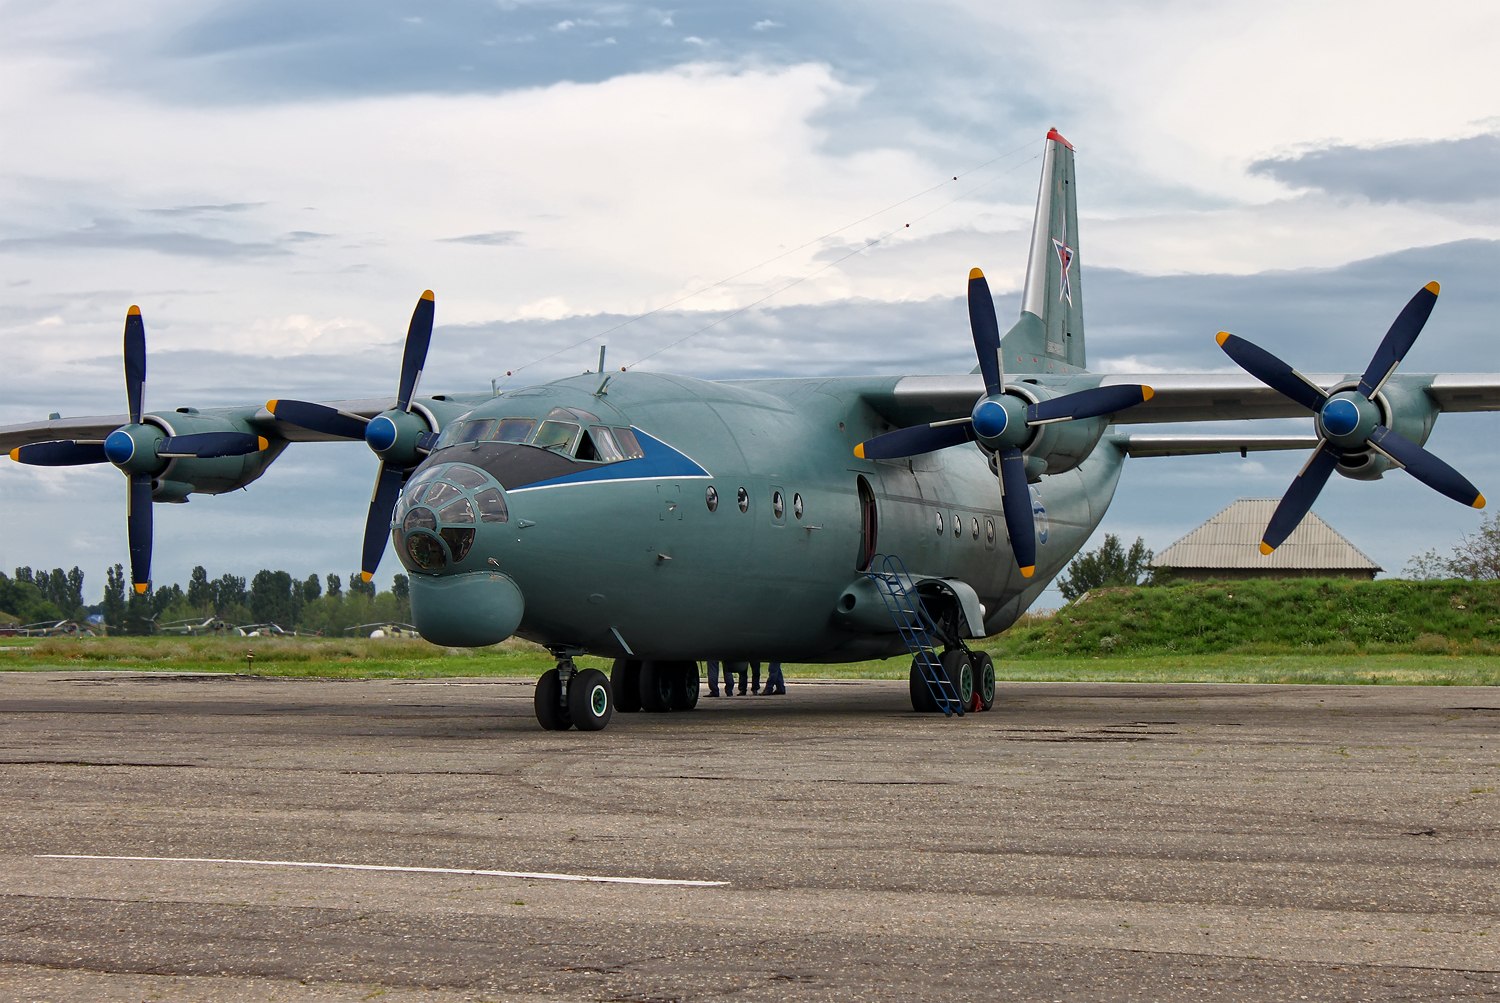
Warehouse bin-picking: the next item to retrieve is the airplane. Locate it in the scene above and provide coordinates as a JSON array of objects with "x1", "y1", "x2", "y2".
[{"x1": 3, "y1": 129, "x2": 1495, "y2": 731}]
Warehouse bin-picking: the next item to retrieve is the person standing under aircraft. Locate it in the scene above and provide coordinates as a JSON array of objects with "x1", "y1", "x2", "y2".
[{"x1": 760, "y1": 661, "x2": 786, "y2": 695}]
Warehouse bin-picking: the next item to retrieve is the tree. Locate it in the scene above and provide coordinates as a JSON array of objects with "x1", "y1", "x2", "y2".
[
  {"x1": 1057, "y1": 534, "x2": 1154, "y2": 602},
  {"x1": 326, "y1": 573, "x2": 342, "y2": 599},
  {"x1": 187, "y1": 566, "x2": 213, "y2": 612},
  {"x1": 0, "y1": 572, "x2": 64, "y2": 624},
  {"x1": 302, "y1": 574, "x2": 322, "y2": 603},
  {"x1": 1404, "y1": 514, "x2": 1500, "y2": 580},
  {"x1": 102, "y1": 563, "x2": 127, "y2": 632}
]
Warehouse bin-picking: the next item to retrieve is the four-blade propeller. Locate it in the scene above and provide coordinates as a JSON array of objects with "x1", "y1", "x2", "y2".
[
  {"x1": 268, "y1": 291, "x2": 438, "y2": 582},
  {"x1": 8, "y1": 307, "x2": 266, "y2": 592},
  {"x1": 1217, "y1": 281, "x2": 1485, "y2": 554},
  {"x1": 855, "y1": 269, "x2": 1153, "y2": 577}
]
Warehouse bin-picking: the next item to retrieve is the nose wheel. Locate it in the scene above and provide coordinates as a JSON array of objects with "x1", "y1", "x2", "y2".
[{"x1": 534, "y1": 656, "x2": 614, "y2": 731}]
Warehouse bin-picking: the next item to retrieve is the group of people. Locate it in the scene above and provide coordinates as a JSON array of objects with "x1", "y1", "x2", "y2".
[{"x1": 705, "y1": 660, "x2": 786, "y2": 697}]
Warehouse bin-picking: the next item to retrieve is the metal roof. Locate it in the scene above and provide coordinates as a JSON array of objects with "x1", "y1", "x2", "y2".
[{"x1": 1153, "y1": 498, "x2": 1382, "y2": 572}]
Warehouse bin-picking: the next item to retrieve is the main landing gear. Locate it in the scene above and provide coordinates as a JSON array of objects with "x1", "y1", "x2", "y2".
[
  {"x1": 534, "y1": 654, "x2": 614, "y2": 731},
  {"x1": 610, "y1": 659, "x2": 699, "y2": 713},
  {"x1": 908, "y1": 648, "x2": 997, "y2": 714}
]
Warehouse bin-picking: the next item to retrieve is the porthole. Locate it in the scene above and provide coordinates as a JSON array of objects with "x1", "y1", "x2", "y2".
[
  {"x1": 935, "y1": 512, "x2": 944, "y2": 535},
  {"x1": 971, "y1": 517, "x2": 980, "y2": 540},
  {"x1": 706, "y1": 486, "x2": 719, "y2": 512},
  {"x1": 772, "y1": 491, "x2": 785, "y2": 519},
  {"x1": 985, "y1": 518, "x2": 996, "y2": 544},
  {"x1": 793, "y1": 493, "x2": 804, "y2": 519},
  {"x1": 952, "y1": 514, "x2": 961, "y2": 538},
  {"x1": 737, "y1": 487, "x2": 749, "y2": 513}
]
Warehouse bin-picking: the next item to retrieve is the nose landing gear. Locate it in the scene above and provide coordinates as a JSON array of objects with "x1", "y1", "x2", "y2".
[{"x1": 534, "y1": 653, "x2": 614, "y2": 731}]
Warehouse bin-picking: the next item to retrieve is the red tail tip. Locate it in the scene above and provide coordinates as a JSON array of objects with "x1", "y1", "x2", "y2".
[{"x1": 1046, "y1": 128, "x2": 1074, "y2": 151}]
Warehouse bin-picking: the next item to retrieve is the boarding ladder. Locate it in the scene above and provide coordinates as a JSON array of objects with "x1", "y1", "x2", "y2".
[{"x1": 863, "y1": 554, "x2": 964, "y2": 716}]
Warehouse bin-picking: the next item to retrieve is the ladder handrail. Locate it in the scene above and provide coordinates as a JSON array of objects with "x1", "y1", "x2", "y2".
[{"x1": 864, "y1": 554, "x2": 963, "y2": 716}]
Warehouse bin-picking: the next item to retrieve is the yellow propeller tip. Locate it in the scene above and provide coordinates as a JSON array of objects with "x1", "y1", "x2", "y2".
[
  {"x1": 421, "y1": 289, "x2": 435, "y2": 301},
  {"x1": 8, "y1": 447, "x2": 18, "y2": 461},
  {"x1": 127, "y1": 305, "x2": 141, "y2": 316},
  {"x1": 1259, "y1": 541, "x2": 1275, "y2": 556},
  {"x1": 1141, "y1": 385, "x2": 1155, "y2": 401},
  {"x1": 1019, "y1": 565, "x2": 1035, "y2": 578},
  {"x1": 266, "y1": 399, "x2": 279, "y2": 413},
  {"x1": 1215, "y1": 331, "x2": 1231, "y2": 346},
  {"x1": 1425, "y1": 280, "x2": 1440, "y2": 295},
  {"x1": 360, "y1": 571, "x2": 374, "y2": 583},
  {"x1": 133, "y1": 583, "x2": 149, "y2": 594},
  {"x1": 853, "y1": 443, "x2": 866, "y2": 459},
  {"x1": 969, "y1": 267, "x2": 985, "y2": 280},
  {"x1": 1474, "y1": 493, "x2": 1486, "y2": 510},
  {"x1": 257, "y1": 436, "x2": 270, "y2": 451}
]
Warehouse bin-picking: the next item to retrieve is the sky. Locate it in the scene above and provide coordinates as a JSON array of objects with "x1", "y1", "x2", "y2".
[{"x1": 1, "y1": 0, "x2": 1498, "y2": 611}]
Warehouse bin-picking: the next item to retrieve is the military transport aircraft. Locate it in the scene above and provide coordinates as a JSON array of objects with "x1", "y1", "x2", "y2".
[{"x1": 4, "y1": 129, "x2": 1496, "y2": 731}]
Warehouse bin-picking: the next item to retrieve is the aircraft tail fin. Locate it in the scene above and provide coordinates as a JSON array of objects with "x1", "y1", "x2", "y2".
[{"x1": 1004, "y1": 128, "x2": 1086, "y2": 372}]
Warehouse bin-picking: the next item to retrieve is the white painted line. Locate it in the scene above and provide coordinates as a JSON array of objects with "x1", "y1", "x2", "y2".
[{"x1": 37, "y1": 854, "x2": 727, "y2": 888}]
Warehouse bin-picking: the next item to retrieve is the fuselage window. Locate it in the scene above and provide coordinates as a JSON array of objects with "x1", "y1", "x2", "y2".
[
  {"x1": 425, "y1": 481, "x2": 461, "y2": 509},
  {"x1": 438, "y1": 497, "x2": 476, "y2": 525},
  {"x1": 706, "y1": 486, "x2": 719, "y2": 512},
  {"x1": 737, "y1": 487, "x2": 749, "y2": 513},
  {"x1": 441, "y1": 527, "x2": 475, "y2": 562},
  {"x1": 496, "y1": 418, "x2": 535, "y2": 443},
  {"x1": 474, "y1": 488, "x2": 509, "y2": 523},
  {"x1": 935, "y1": 512, "x2": 944, "y2": 535},
  {"x1": 985, "y1": 517, "x2": 995, "y2": 544},
  {"x1": 952, "y1": 514, "x2": 961, "y2": 538},
  {"x1": 971, "y1": 517, "x2": 980, "y2": 540},
  {"x1": 446, "y1": 465, "x2": 489, "y2": 490},
  {"x1": 772, "y1": 490, "x2": 785, "y2": 519},
  {"x1": 532, "y1": 420, "x2": 580, "y2": 454},
  {"x1": 613, "y1": 427, "x2": 646, "y2": 460},
  {"x1": 793, "y1": 493, "x2": 804, "y2": 519}
]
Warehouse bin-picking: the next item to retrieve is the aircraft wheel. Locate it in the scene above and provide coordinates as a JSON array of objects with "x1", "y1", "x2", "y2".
[
  {"x1": 941, "y1": 649, "x2": 974, "y2": 710},
  {"x1": 671, "y1": 661, "x2": 701, "y2": 710},
  {"x1": 611, "y1": 659, "x2": 642, "y2": 713},
  {"x1": 639, "y1": 660, "x2": 674, "y2": 712},
  {"x1": 908, "y1": 658, "x2": 938, "y2": 713},
  {"x1": 972, "y1": 651, "x2": 996, "y2": 711},
  {"x1": 568, "y1": 668, "x2": 613, "y2": 731},
  {"x1": 534, "y1": 668, "x2": 572, "y2": 731}
]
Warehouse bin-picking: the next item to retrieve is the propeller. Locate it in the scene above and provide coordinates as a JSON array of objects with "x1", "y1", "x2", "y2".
[
  {"x1": 855, "y1": 268, "x2": 1153, "y2": 577},
  {"x1": 1217, "y1": 281, "x2": 1485, "y2": 554},
  {"x1": 8, "y1": 306, "x2": 267, "y2": 592},
  {"x1": 267, "y1": 290, "x2": 438, "y2": 582}
]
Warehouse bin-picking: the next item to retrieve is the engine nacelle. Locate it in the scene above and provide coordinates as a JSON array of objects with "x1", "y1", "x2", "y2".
[
  {"x1": 144, "y1": 408, "x2": 287, "y2": 497},
  {"x1": 1007, "y1": 381, "x2": 1107, "y2": 478},
  {"x1": 1332, "y1": 380, "x2": 1439, "y2": 482}
]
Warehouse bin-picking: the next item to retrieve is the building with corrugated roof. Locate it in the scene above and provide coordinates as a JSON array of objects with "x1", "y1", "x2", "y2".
[{"x1": 1152, "y1": 499, "x2": 1381, "y2": 581}]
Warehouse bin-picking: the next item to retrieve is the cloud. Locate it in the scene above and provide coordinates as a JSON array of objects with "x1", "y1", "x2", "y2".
[
  {"x1": 1249, "y1": 132, "x2": 1500, "y2": 203},
  {"x1": 0, "y1": 217, "x2": 291, "y2": 259},
  {"x1": 440, "y1": 230, "x2": 523, "y2": 246},
  {"x1": 142, "y1": 202, "x2": 267, "y2": 217}
]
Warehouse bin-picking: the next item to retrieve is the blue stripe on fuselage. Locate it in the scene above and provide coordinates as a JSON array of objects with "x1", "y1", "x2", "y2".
[{"x1": 508, "y1": 429, "x2": 710, "y2": 492}]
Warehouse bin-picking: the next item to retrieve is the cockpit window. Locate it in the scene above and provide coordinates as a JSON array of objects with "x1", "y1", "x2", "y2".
[
  {"x1": 474, "y1": 488, "x2": 509, "y2": 522},
  {"x1": 576, "y1": 426, "x2": 624, "y2": 462},
  {"x1": 613, "y1": 427, "x2": 645, "y2": 460},
  {"x1": 532, "y1": 420, "x2": 580, "y2": 454},
  {"x1": 438, "y1": 497, "x2": 476, "y2": 525},
  {"x1": 456, "y1": 419, "x2": 495, "y2": 444},
  {"x1": 425, "y1": 481, "x2": 461, "y2": 509},
  {"x1": 495, "y1": 418, "x2": 534, "y2": 443},
  {"x1": 445, "y1": 465, "x2": 489, "y2": 490}
]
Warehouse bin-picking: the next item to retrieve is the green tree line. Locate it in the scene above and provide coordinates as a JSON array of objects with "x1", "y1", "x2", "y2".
[{"x1": 2, "y1": 564, "x2": 411, "y2": 637}]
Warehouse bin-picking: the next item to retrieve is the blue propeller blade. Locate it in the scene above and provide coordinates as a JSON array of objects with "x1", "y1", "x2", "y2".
[
  {"x1": 1261, "y1": 442, "x2": 1340, "y2": 552},
  {"x1": 997, "y1": 448, "x2": 1036, "y2": 577},
  {"x1": 10, "y1": 440, "x2": 108, "y2": 466},
  {"x1": 854, "y1": 422, "x2": 974, "y2": 461},
  {"x1": 968, "y1": 269, "x2": 1003, "y2": 397},
  {"x1": 268, "y1": 399, "x2": 369, "y2": 440},
  {"x1": 159, "y1": 431, "x2": 263, "y2": 458},
  {"x1": 127, "y1": 473, "x2": 154, "y2": 593},
  {"x1": 361, "y1": 462, "x2": 407, "y2": 579},
  {"x1": 1358, "y1": 282, "x2": 1439, "y2": 398},
  {"x1": 397, "y1": 290, "x2": 435, "y2": 412},
  {"x1": 124, "y1": 306, "x2": 146, "y2": 425},
  {"x1": 1216, "y1": 332, "x2": 1328, "y2": 413},
  {"x1": 1368, "y1": 425, "x2": 1485, "y2": 509},
  {"x1": 1028, "y1": 384, "x2": 1153, "y2": 424}
]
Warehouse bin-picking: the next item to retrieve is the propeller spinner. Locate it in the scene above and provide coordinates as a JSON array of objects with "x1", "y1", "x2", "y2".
[
  {"x1": 855, "y1": 269, "x2": 1153, "y2": 577},
  {"x1": 1217, "y1": 281, "x2": 1485, "y2": 554},
  {"x1": 268, "y1": 291, "x2": 438, "y2": 582},
  {"x1": 9, "y1": 307, "x2": 267, "y2": 592}
]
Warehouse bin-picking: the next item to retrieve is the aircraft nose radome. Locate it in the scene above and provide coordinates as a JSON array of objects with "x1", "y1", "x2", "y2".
[{"x1": 409, "y1": 570, "x2": 524, "y2": 648}]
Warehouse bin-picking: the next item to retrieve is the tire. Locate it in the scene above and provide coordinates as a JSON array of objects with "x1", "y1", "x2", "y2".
[
  {"x1": 908, "y1": 657, "x2": 938, "y2": 713},
  {"x1": 534, "y1": 668, "x2": 572, "y2": 731},
  {"x1": 611, "y1": 659, "x2": 642, "y2": 713},
  {"x1": 670, "y1": 662, "x2": 701, "y2": 711},
  {"x1": 639, "y1": 660, "x2": 674, "y2": 712},
  {"x1": 972, "y1": 651, "x2": 996, "y2": 712},
  {"x1": 941, "y1": 649, "x2": 974, "y2": 710},
  {"x1": 568, "y1": 668, "x2": 613, "y2": 731}
]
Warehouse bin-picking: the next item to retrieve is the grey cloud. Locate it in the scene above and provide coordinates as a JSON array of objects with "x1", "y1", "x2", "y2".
[
  {"x1": 440, "y1": 230, "x2": 523, "y2": 246},
  {"x1": 143, "y1": 202, "x2": 267, "y2": 217},
  {"x1": 1249, "y1": 133, "x2": 1500, "y2": 203},
  {"x1": 0, "y1": 217, "x2": 290, "y2": 259}
]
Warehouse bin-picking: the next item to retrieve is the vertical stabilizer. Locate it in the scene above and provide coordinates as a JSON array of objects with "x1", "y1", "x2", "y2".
[{"x1": 1006, "y1": 128, "x2": 1086, "y2": 373}]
